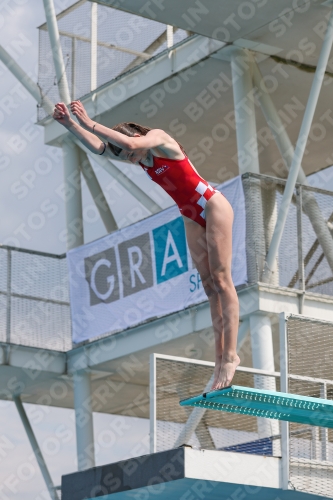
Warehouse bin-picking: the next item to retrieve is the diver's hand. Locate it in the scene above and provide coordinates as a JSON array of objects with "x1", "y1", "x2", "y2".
[{"x1": 70, "y1": 100, "x2": 95, "y2": 131}]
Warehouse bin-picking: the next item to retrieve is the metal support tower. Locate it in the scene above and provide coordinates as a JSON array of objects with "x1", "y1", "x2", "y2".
[
  {"x1": 73, "y1": 371, "x2": 95, "y2": 471},
  {"x1": 43, "y1": 0, "x2": 96, "y2": 471},
  {"x1": 249, "y1": 313, "x2": 279, "y2": 449}
]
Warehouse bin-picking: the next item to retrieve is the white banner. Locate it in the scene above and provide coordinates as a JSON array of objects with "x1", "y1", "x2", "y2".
[{"x1": 67, "y1": 176, "x2": 247, "y2": 343}]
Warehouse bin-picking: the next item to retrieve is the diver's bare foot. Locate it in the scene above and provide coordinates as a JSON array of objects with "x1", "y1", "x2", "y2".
[{"x1": 211, "y1": 355, "x2": 240, "y2": 390}]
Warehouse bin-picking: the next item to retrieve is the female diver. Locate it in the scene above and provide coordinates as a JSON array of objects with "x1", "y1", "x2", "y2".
[{"x1": 53, "y1": 101, "x2": 240, "y2": 390}]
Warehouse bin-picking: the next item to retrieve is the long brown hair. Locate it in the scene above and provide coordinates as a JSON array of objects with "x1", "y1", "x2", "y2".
[{"x1": 108, "y1": 122, "x2": 186, "y2": 156}]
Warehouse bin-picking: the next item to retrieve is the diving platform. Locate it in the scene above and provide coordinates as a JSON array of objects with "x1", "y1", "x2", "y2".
[{"x1": 180, "y1": 386, "x2": 333, "y2": 428}]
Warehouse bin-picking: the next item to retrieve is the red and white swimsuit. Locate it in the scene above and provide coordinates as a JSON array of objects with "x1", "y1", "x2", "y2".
[{"x1": 139, "y1": 155, "x2": 220, "y2": 228}]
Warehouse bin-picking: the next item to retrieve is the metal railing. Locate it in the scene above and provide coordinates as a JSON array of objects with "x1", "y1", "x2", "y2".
[
  {"x1": 242, "y1": 173, "x2": 333, "y2": 298},
  {"x1": 150, "y1": 313, "x2": 333, "y2": 496},
  {"x1": 0, "y1": 245, "x2": 71, "y2": 352},
  {"x1": 37, "y1": 0, "x2": 190, "y2": 121},
  {"x1": 284, "y1": 314, "x2": 333, "y2": 495}
]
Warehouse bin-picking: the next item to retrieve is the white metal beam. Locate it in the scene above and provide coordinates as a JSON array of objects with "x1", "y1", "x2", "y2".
[
  {"x1": 14, "y1": 396, "x2": 60, "y2": 500},
  {"x1": 0, "y1": 45, "x2": 54, "y2": 115},
  {"x1": 43, "y1": 0, "x2": 71, "y2": 104},
  {"x1": 231, "y1": 48, "x2": 259, "y2": 176},
  {"x1": 54, "y1": 29, "x2": 151, "y2": 59},
  {"x1": 261, "y1": 187, "x2": 279, "y2": 285},
  {"x1": 74, "y1": 140, "x2": 163, "y2": 214},
  {"x1": 61, "y1": 138, "x2": 88, "y2": 475},
  {"x1": 73, "y1": 371, "x2": 95, "y2": 470},
  {"x1": 249, "y1": 313, "x2": 279, "y2": 447},
  {"x1": 279, "y1": 312, "x2": 289, "y2": 490},
  {"x1": 63, "y1": 138, "x2": 94, "y2": 477},
  {"x1": 173, "y1": 374, "x2": 213, "y2": 448},
  {"x1": 167, "y1": 26, "x2": 174, "y2": 48},
  {"x1": 6, "y1": 345, "x2": 66, "y2": 373},
  {"x1": 252, "y1": 59, "x2": 303, "y2": 183},
  {"x1": 90, "y1": 2, "x2": 97, "y2": 92},
  {"x1": 78, "y1": 149, "x2": 118, "y2": 233},
  {"x1": 62, "y1": 141, "x2": 84, "y2": 249},
  {"x1": 231, "y1": 48, "x2": 267, "y2": 281},
  {"x1": 263, "y1": 9, "x2": 333, "y2": 282}
]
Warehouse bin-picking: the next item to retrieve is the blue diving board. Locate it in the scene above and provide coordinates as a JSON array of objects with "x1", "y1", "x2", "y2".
[{"x1": 180, "y1": 386, "x2": 333, "y2": 428}]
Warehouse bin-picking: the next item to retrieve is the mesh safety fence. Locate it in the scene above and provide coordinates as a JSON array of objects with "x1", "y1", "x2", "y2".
[
  {"x1": 243, "y1": 173, "x2": 333, "y2": 295},
  {"x1": 0, "y1": 247, "x2": 71, "y2": 351},
  {"x1": 287, "y1": 315, "x2": 333, "y2": 497},
  {"x1": 37, "y1": 0, "x2": 189, "y2": 120},
  {"x1": 300, "y1": 186, "x2": 333, "y2": 296},
  {"x1": 154, "y1": 357, "x2": 281, "y2": 457}
]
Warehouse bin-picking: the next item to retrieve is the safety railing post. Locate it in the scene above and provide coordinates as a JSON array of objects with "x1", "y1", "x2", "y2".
[
  {"x1": 6, "y1": 249, "x2": 11, "y2": 345},
  {"x1": 90, "y1": 2, "x2": 97, "y2": 92},
  {"x1": 150, "y1": 353, "x2": 157, "y2": 454},
  {"x1": 320, "y1": 383, "x2": 328, "y2": 461},
  {"x1": 296, "y1": 186, "x2": 305, "y2": 313},
  {"x1": 71, "y1": 37, "x2": 76, "y2": 100},
  {"x1": 167, "y1": 25, "x2": 173, "y2": 48},
  {"x1": 279, "y1": 312, "x2": 290, "y2": 490}
]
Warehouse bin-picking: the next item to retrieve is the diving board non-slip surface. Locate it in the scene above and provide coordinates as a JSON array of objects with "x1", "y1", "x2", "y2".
[{"x1": 180, "y1": 386, "x2": 333, "y2": 428}]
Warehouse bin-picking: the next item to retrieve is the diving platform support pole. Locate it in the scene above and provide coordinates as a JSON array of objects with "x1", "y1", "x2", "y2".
[
  {"x1": 231, "y1": 48, "x2": 269, "y2": 283},
  {"x1": 78, "y1": 149, "x2": 118, "y2": 233},
  {"x1": 231, "y1": 48, "x2": 259, "y2": 177},
  {"x1": 73, "y1": 370, "x2": 95, "y2": 470},
  {"x1": 62, "y1": 141, "x2": 84, "y2": 250},
  {"x1": 13, "y1": 396, "x2": 60, "y2": 500},
  {"x1": 250, "y1": 314, "x2": 280, "y2": 453},
  {"x1": 64, "y1": 141, "x2": 96, "y2": 470},
  {"x1": 73, "y1": 139, "x2": 163, "y2": 215},
  {"x1": 41, "y1": 0, "x2": 95, "y2": 470},
  {"x1": 42, "y1": 0, "x2": 71, "y2": 104}
]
